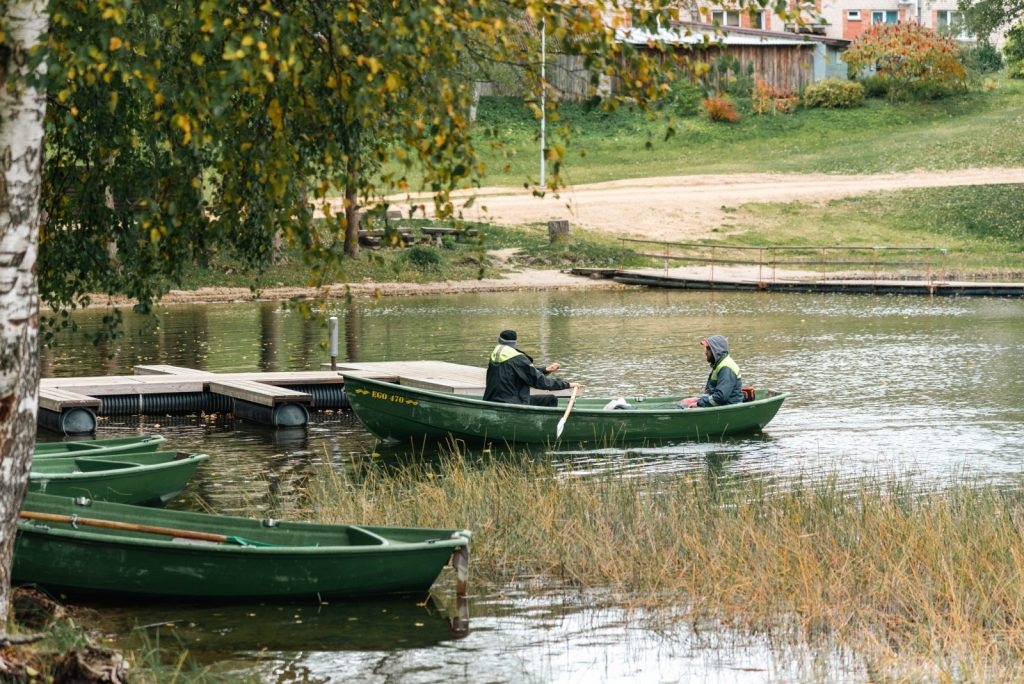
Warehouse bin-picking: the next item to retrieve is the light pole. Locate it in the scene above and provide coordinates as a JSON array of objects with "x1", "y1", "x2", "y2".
[{"x1": 540, "y1": 15, "x2": 546, "y2": 188}]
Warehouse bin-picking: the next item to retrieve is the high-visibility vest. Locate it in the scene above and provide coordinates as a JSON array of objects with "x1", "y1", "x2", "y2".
[
  {"x1": 490, "y1": 344, "x2": 522, "y2": 364},
  {"x1": 710, "y1": 355, "x2": 741, "y2": 383}
]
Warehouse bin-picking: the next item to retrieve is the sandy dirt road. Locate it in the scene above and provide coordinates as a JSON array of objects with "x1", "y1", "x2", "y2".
[
  {"x1": 426, "y1": 168, "x2": 1024, "y2": 242},
  {"x1": 128, "y1": 168, "x2": 1024, "y2": 305}
]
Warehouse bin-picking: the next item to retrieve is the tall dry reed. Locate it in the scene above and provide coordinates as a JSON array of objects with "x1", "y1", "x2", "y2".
[{"x1": 306, "y1": 450, "x2": 1024, "y2": 680}]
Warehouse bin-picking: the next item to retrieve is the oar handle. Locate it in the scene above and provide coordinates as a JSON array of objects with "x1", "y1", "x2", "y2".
[{"x1": 20, "y1": 510, "x2": 230, "y2": 544}]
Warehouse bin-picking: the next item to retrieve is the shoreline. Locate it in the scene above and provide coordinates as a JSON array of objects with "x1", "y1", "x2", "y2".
[{"x1": 88, "y1": 269, "x2": 628, "y2": 307}]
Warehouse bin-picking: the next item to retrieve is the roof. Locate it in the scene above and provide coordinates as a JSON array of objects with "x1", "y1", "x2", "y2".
[{"x1": 616, "y1": 21, "x2": 850, "y2": 49}]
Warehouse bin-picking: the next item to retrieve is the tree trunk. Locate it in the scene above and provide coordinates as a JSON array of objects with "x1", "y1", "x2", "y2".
[
  {"x1": 344, "y1": 185, "x2": 360, "y2": 258},
  {"x1": 0, "y1": 2, "x2": 49, "y2": 633}
]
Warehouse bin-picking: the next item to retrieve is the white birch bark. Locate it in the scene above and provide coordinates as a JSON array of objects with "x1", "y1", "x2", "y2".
[{"x1": 0, "y1": 0, "x2": 48, "y2": 631}]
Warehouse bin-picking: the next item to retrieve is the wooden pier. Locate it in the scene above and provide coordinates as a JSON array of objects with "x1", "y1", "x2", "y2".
[
  {"x1": 38, "y1": 361, "x2": 492, "y2": 435},
  {"x1": 573, "y1": 266, "x2": 1024, "y2": 297}
]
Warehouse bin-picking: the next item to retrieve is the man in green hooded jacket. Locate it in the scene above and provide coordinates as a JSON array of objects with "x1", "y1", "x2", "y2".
[{"x1": 679, "y1": 335, "x2": 744, "y2": 409}]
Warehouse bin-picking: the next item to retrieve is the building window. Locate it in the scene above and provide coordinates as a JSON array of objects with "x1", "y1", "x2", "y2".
[
  {"x1": 936, "y1": 10, "x2": 972, "y2": 38},
  {"x1": 847, "y1": 10, "x2": 861, "y2": 21},
  {"x1": 751, "y1": 11, "x2": 765, "y2": 29},
  {"x1": 711, "y1": 10, "x2": 741, "y2": 27},
  {"x1": 871, "y1": 10, "x2": 899, "y2": 24}
]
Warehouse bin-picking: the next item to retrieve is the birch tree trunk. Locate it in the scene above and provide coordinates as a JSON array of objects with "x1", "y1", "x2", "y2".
[{"x1": 0, "y1": 1, "x2": 48, "y2": 632}]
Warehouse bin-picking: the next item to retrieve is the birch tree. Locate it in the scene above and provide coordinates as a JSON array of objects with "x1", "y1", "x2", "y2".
[{"x1": 0, "y1": 0, "x2": 47, "y2": 632}]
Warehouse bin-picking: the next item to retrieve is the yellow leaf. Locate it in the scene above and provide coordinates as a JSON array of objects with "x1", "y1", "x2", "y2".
[
  {"x1": 191, "y1": 52, "x2": 205, "y2": 66},
  {"x1": 267, "y1": 99, "x2": 283, "y2": 131},
  {"x1": 109, "y1": 36, "x2": 123, "y2": 51}
]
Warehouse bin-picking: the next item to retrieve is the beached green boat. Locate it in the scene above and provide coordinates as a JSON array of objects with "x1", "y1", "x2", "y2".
[
  {"x1": 29, "y1": 451, "x2": 209, "y2": 505},
  {"x1": 15, "y1": 493, "x2": 471, "y2": 601},
  {"x1": 34, "y1": 435, "x2": 167, "y2": 458},
  {"x1": 342, "y1": 374, "x2": 787, "y2": 445}
]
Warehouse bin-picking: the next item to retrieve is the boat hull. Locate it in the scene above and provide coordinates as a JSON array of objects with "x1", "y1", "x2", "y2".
[
  {"x1": 34, "y1": 435, "x2": 167, "y2": 458},
  {"x1": 343, "y1": 374, "x2": 787, "y2": 445},
  {"x1": 15, "y1": 493, "x2": 470, "y2": 601},
  {"x1": 29, "y1": 451, "x2": 209, "y2": 505}
]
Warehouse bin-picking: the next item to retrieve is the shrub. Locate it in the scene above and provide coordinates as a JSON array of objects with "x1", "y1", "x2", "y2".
[
  {"x1": 960, "y1": 41, "x2": 1003, "y2": 74},
  {"x1": 1005, "y1": 24, "x2": 1024, "y2": 79},
  {"x1": 401, "y1": 245, "x2": 444, "y2": 271},
  {"x1": 751, "y1": 79, "x2": 800, "y2": 115},
  {"x1": 858, "y1": 74, "x2": 891, "y2": 98},
  {"x1": 665, "y1": 77, "x2": 705, "y2": 117},
  {"x1": 701, "y1": 96, "x2": 740, "y2": 122},
  {"x1": 802, "y1": 78, "x2": 865, "y2": 109},
  {"x1": 845, "y1": 23, "x2": 966, "y2": 101}
]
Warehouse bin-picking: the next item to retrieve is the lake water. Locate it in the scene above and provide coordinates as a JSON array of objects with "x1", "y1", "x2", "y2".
[{"x1": 37, "y1": 288, "x2": 1024, "y2": 682}]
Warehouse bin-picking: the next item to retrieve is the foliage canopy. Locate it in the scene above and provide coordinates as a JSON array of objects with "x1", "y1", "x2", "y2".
[
  {"x1": 38, "y1": 0, "x2": 684, "y2": 337},
  {"x1": 844, "y1": 23, "x2": 967, "y2": 101}
]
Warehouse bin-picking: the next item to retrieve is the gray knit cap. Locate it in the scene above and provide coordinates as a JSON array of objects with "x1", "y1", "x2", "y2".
[{"x1": 498, "y1": 329, "x2": 518, "y2": 346}]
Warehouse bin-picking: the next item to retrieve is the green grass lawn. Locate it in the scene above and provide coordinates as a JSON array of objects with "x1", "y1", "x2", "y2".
[{"x1": 178, "y1": 77, "x2": 1024, "y2": 291}]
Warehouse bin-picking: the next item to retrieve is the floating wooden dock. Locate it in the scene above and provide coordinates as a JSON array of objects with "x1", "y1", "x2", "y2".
[
  {"x1": 38, "y1": 361, "x2": 492, "y2": 435},
  {"x1": 573, "y1": 267, "x2": 1024, "y2": 297}
]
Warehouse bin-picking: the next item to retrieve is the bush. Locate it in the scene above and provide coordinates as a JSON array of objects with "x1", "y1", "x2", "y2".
[
  {"x1": 802, "y1": 78, "x2": 865, "y2": 109},
  {"x1": 665, "y1": 78, "x2": 705, "y2": 117},
  {"x1": 751, "y1": 79, "x2": 799, "y2": 115},
  {"x1": 701, "y1": 96, "x2": 740, "y2": 122},
  {"x1": 845, "y1": 23, "x2": 966, "y2": 102},
  {"x1": 960, "y1": 41, "x2": 1004, "y2": 74},
  {"x1": 858, "y1": 75, "x2": 892, "y2": 98},
  {"x1": 401, "y1": 245, "x2": 444, "y2": 271}
]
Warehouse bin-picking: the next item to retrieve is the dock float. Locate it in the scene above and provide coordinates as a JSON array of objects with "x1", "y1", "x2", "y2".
[{"x1": 38, "y1": 361, "x2": 492, "y2": 435}]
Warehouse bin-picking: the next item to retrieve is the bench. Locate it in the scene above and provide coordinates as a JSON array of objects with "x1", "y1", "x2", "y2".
[
  {"x1": 420, "y1": 227, "x2": 479, "y2": 246},
  {"x1": 358, "y1": 229, "x2": 414, "y2": 248}
]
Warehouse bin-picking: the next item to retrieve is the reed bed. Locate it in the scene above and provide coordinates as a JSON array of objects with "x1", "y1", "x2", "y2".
[{"x1": 307, "y1": 451, "x2": 1024, "y2": 680}]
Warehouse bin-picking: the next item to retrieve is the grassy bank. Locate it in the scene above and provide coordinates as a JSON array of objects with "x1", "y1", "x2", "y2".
[
  {"x1": 169, "y1": 77, "x2": 1024, "y2": 292},
  {"x1": 474, "y1": 76, "x2": 1024, "y2": 183},
  {"x1": 307, "y1": 452, "x2": 1024, "y2": 681}
]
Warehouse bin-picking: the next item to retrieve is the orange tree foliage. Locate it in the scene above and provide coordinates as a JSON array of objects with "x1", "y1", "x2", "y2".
[{"x1": 843, "y1": 23, "x2": 966, "y2": 101}]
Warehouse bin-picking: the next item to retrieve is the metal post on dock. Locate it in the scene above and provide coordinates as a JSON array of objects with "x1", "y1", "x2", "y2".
[{"x1": 329, "y1": 316, "x2": 339, "y2": 371}]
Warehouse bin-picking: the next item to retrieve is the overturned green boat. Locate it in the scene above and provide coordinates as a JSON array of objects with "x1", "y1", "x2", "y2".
[
  {"x1": 342, "y1": 374, "x2": 787, "y2": 445},
  {"x1": 15, "y1": 493, "x2": 471, "y2": 601},
  {"x1": 29, "y1": 451, "x2": 209, "y2": 505},
  {"x1": 34, "y1": 435, "x2": 167, "y2": 458}
]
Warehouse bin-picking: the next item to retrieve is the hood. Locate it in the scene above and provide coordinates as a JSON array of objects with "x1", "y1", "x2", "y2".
[{"x1": 703, "y1": 335, "x2": 730, "y2": 364}]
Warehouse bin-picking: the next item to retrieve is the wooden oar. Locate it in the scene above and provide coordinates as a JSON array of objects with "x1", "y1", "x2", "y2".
[
  {"x1": 19, "y1": 511, "x2": 269, "y2": 546},
  {"x1": 555, "y1": 385, "x2": 580, "y2": 439}
]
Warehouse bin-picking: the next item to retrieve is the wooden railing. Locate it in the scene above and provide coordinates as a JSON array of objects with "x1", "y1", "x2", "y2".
[{"x1": 619, "y1": 239, "x2": 951, "y2": 283}]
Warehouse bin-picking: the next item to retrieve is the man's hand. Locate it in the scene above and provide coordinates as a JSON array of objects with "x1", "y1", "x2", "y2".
[
  {"x1": 679, "y1": 397, "x2": 699, "y2": 409},
  {"x1": 569, "y1": 382, "x2": 581, "y2": 390},
  {"x1": 545, "y1": 362, "x2": 561, "y2": 373}
]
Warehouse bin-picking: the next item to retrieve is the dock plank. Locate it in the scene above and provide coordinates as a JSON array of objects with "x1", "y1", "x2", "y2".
[
  {"x1": 38, "y1": 388, "x2": 101, "y2": 412},
  {"x1": 208, "y1": 379, "x2": 312, "y2": 407}
]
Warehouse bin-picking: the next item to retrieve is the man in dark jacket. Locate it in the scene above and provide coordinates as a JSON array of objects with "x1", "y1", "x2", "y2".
[
  {"x1": 483, "y1": 330, "x2": 579, "y2": 407},
  {"x1": 679, "y1": 334, "x2": 744, "y2": 409}
]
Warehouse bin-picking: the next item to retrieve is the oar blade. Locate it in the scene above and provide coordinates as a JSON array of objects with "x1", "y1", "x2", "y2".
[{"x1": 554, "y1": 385, "x2": 579, "y2": 440}]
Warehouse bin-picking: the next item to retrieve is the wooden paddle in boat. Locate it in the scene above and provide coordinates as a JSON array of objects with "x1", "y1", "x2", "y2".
[
  {"x1": 19, "y1": 511, "x2": 270, "y2": 546},
  {"x1": 555, "y1": 384, "x2": 580, "y2": 439}
]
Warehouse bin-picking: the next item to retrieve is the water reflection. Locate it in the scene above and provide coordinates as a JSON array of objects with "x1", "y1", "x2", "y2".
[{"x1": 36, "y1": 289, "x2": 1024, "y2": 681}]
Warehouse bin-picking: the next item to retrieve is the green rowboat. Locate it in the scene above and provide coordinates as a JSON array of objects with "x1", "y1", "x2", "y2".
[
  {"x1": 29, "y1": 451, "x2": 209, "y2": 505},
  {"x1": 15, "y1": 492, "x2": 471, "y2": 601},
  {"x1": 34, "y1": 435, "x2": 167, "y2": 458},
  {"x1": 342, "y1": 374, "x2": 787, "y2": 445}
]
